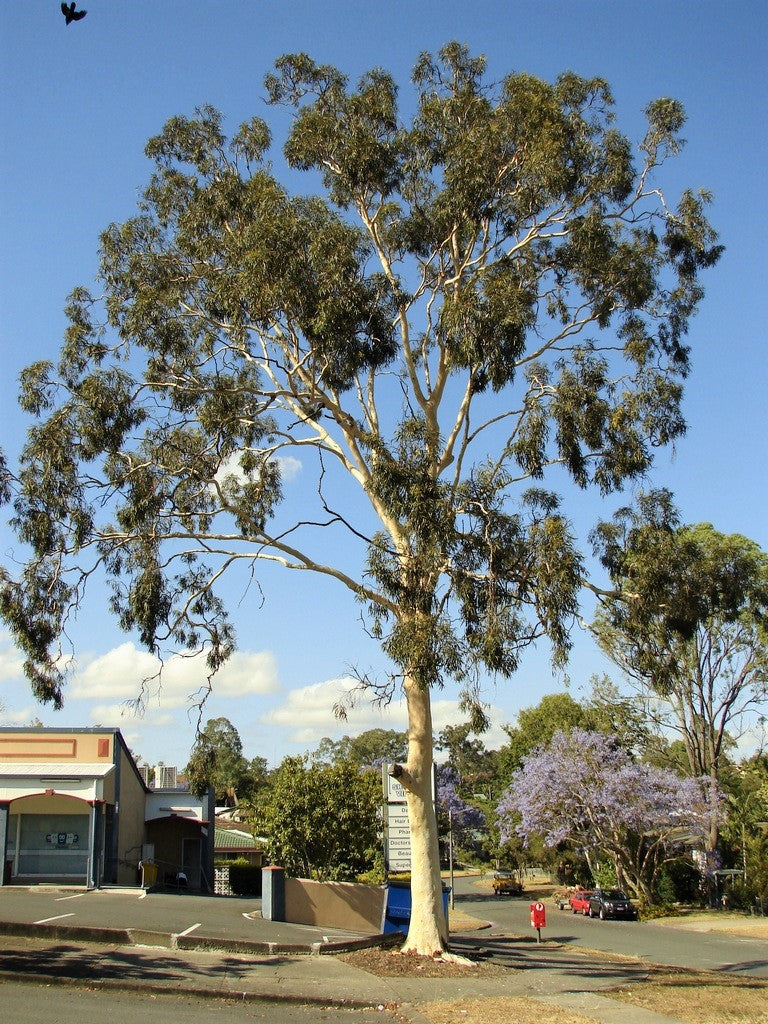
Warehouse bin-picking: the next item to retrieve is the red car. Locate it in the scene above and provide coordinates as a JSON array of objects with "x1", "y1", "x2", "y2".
[{"x1": 568, "y1": 889, "x2": 594, "y2": 915}]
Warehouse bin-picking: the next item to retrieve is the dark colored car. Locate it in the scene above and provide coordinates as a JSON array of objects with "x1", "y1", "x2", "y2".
[
  {"x1": 588, "y1": 888, "x2": 638, "y2": 920},
  {"x1": 568, "y1": 889, "x2": 593, "y2": 915}
]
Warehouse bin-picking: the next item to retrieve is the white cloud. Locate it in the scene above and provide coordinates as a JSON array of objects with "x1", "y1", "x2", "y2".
[
  {"x1": 275, "y1": 454, "x2": 302, "y2": 482},
  {"x1": 213, "y1": 451, "x2": 302, "y2": 491},
  {"x1": 87, "y1": 702, "x2": 142, "y2": 726},
  {"x1": 69, "y1": 642, "x2": 280, "y2": 710},
  {"x1": 0, "y1": 706, "x2": 37, "y2": 726},
  {"x1": 262, "y1": 677, "x2": 510, "y2": 752},
  {"x1": 261, "y1": 676, "x2": 406, "y2": 741},
  {"x1": 0, "y1": 630, "x2": 24, "y2": 682}
]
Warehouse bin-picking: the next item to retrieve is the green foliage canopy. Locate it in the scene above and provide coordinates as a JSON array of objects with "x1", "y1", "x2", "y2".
[
  {"x1": 260, "y1": 756, "x2": 380, "y2": 880},
  {"x1": 592, "y1": 493, "x2": 768, "y2": 781},
  {"x1": 185, "y1": 716, "x2": 267, "y2": 804},
  {"x1": 0, "y1": 44, "x2": 721, "y2": 716},
  {"x1": 311, "y1": 728, "x2": 408, "y2": 767}
]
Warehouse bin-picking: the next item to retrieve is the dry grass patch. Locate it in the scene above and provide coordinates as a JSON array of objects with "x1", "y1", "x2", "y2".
[
  {"x1": 650, "y1": 911, "x2": 768, "y2": 941},
  {"x1": 604, "y1": 966, "x2": 768, "y2": 1024},
  {"x1": 415, "y1": 996, "x2": 597, "y2": 1024}
]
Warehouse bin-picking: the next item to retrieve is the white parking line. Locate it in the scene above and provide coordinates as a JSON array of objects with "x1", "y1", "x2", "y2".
[
  {"x1": 55, "y1": 893, "x2": 85, "y2": 902},
  {"x1": 176, "y1": 923, "x2": 201, "y2": 937},
  {"x1": 34, "y1": 913, "x2": 76, "y2": 924}
]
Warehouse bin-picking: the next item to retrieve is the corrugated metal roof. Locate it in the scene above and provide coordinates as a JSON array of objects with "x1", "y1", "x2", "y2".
[
  {"x1": 214, "y1": 827, "x2": 258, "y2": 849},
  {"x1": 0, "y1": 762, "x2": 114, "y2": 778}
]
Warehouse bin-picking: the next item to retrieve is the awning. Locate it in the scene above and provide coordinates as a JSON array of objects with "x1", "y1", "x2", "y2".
[{"x1": 0, "y1": 762, "x2": 114, "y2": 802}]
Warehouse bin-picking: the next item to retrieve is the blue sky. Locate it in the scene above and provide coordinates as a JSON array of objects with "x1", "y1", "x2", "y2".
[{"x1": 1, "y1": 1, "x2": 766, "y2": 771}]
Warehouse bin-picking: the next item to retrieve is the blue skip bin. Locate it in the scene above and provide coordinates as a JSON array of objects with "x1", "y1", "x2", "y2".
[{"x1": 383, "y1": 881, "x2": 451, "y2": 934}]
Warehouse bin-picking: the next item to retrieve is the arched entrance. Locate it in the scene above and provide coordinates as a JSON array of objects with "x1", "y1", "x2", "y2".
[{"x1": 6, "y1": 793, "x2": 94, "y2": 884}]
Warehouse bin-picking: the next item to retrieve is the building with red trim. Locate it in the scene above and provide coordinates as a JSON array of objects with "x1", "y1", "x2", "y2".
[{"x1": 0, "y1": 728, "x2": 214, "y2": 889}]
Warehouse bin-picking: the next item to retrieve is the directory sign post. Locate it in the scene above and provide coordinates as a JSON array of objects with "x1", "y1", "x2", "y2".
[{"x1": 382, "y1": 764, "x2": 436, "y2": 873}]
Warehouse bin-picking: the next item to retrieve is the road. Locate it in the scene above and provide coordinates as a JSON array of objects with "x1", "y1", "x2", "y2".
[
  {"x1": 450, "y1": 875, "x2": 768, "y2": 978},
  {"x1": 1, "y1": 879, "x2": 766, "y2": 979},
  {"x1": 0, "y1": 980, "x2": 403, "y2": 1024}
]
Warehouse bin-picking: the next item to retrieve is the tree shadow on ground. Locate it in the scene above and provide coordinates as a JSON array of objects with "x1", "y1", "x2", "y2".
[{"x1": 0, "y1": 942, "x2": 290, "y2": 985}]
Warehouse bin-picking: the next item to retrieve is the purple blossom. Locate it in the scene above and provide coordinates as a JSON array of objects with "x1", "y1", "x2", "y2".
[
  {"x1": 437, "y1": 764, "x2": 485, "y2": 833},
  {"x1": 495, "y1": 729, "x2": 720, "y2": 898}
]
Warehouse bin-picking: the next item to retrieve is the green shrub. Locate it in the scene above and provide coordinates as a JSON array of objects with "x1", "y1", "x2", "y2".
[
  {"x1": 656, "y1": 860, "x2": 700, "y2": 903},
  {"x1": 655, "y1": 870, "x2": 677, "y2": 905},
  {"x1": 593, "y1": 863, "x2": 618, "y2": 888},
  {"x1": 228, "y1": 862, "x2": 262, "y2": 896}
]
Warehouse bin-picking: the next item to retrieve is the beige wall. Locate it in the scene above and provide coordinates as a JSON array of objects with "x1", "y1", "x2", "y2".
[
  {"x1": 284, "y1": 877, "x2": 386, "y2": 932},
  {"x1": 115, "y1": 744, "x2": 147, "y2": 885},
  {"x1": 9, "y1": 794, "x2": 90, "y2": 815}
]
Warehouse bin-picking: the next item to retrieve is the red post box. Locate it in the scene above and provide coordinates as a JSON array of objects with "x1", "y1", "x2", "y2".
[{"x1": 530, "y1": 900, "x2": 546, "y2": 940}]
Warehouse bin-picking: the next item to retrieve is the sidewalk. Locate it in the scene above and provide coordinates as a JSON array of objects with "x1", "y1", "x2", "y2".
[{"x1": 0, "y1": 918, "x2": 691, "y2": 1024}]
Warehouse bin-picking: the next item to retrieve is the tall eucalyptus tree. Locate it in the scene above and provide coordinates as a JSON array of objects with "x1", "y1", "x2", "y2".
[{"x1": 1, "y1": 44, "x2": 720, "y2": 951}]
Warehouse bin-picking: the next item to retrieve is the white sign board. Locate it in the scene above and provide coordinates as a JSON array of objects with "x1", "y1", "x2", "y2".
[
  {"x1": 385, "y1": 773, "x2": 408, "y2": 803},
  {"x1": 382, "y1": 763, "x2": 437, "y2": 873},
  {"x1": 382, "y1": 764, "x2": 411, "y2": 870}
]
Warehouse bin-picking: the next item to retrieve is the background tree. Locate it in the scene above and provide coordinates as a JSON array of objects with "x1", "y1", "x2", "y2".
[
  {"x1": 311, "y1": 728, "x2": 408, "y2": 768},
  {"x1": 260, "y1": 757, "x2": 380, "y2": 881},
  {"x1": 719, "y1": 755, "x2": 768, "y2": 909},
  {"x1": 0, "y1": 44, "x2": 720, "y2": 953},
  {"x1": 435, "y1": 722, "x2": 497, "y2": 802},
  {"x1": 435, "y1": 763, "x2": 486, "y2": 858},
  {"x1": 496, "y1": 682, "x2": 650, "y2": 785},
  {"x1": 185, "y1": 717, "x2": 265, "y2": 805},
  {"x1": 497, "y1": 728, "x2": 719, "y2": 901},
  {"x1": 592, "y1": 493, "x2": 768, "y2": 892}
]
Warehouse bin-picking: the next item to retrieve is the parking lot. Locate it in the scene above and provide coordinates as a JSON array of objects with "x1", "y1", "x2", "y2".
[{"x1": 0, "y1": 886, "x2": 360, "y2": 946}]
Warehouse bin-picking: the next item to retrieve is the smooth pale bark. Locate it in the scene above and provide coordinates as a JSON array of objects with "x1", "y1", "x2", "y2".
[{"x1": 401, "y1": 676, "x2": 448, "y2": 954}]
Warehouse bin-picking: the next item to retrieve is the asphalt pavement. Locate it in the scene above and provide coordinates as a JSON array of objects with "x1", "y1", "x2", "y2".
[{"x1": 1, "y1": 881, "x2": 764, "y2": 1024}]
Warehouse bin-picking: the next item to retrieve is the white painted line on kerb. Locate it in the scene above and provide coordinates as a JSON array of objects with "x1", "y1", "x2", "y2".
[
  {"x1": 55, "y1": 893, "x2": 85, "y2": 902},
  {"x1": 176, "y1": 923, "x2": 202, "y2": 937},
  {"x1": 34, "y1": 913, "x2": 76, "y2": 924}
]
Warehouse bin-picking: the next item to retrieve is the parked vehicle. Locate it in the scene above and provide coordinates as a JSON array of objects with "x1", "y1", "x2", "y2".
[
  {"x1": 588, "y1": 888, "x2": 638, "y2": 920},
  {"x1": 553, "y1": 888, "x2": 571, "y2": 910},
  {"x1": 568, "y1": 889, "x2": 593, "y2": 915},
  {"x1": 492, "y1": 870, "x2": 523, "y2": 896}
]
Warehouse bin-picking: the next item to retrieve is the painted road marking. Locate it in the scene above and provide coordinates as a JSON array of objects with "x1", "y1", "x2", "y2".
[
  {"x1": 176, "y1": 923, "x2": 202, "y2": 937},
  {"x1": 34, "y1": 913, "x2": 76, "y2": 924},
  {"x1": 55, "y1": 893, "x2": 85, "y2": 902}
]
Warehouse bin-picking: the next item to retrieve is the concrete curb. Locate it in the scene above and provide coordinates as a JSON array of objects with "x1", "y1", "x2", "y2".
[
  {"x1": 0, "y1": 920, "x2": 135, "y2": 946},
  {"x1": 0, "y1": 917, "x2": 402, "y2": 957}
]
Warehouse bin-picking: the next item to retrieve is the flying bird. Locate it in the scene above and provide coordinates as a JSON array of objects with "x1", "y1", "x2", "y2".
[{"x1": 61, "y1": 3, "x2": 87, "y2": 24}]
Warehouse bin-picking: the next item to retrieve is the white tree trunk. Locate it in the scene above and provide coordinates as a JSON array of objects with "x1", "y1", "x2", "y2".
[{"x1": 401, "y1": 675, "x2": 448, "y2": 954}]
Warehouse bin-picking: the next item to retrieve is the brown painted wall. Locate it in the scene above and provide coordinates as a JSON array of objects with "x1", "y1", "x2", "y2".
[
  {"x1": 146, "y1": 817, "x2": 201, "y2": 884},
  {"x1": 0, "y1": 730, "x2": 113, "y2": 763},
  {"x1": 284, "y1": 877, "x2": 386, "y2": 932}
]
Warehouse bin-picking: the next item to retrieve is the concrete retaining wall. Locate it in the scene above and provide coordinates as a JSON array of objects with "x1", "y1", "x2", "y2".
[{"x1": 284, "y1": 877, "x2": 386, "y2": 932}]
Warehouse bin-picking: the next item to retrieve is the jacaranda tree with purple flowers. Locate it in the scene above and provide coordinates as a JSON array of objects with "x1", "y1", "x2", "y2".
[
  {"x1": 436, "y1": 764, "x2": 485, "y2": 847},
  {"x1": 496, "y1": 729, "x2": 719, "y2": 901}
]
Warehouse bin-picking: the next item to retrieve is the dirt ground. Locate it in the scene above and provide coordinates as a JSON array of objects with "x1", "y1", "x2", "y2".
[
  {"x1": 341, "y1": 876, "x2": 768, "y2": 1023},
  {"x1": 341, "y1": 948, "x2": 768, "y2": 1024},
  {"x1": 414, "y1": 996, "x2": 602, "y2": 1024},
  {"x1": 646, "y1": 909, "x2": 768, "y2": 941}
]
